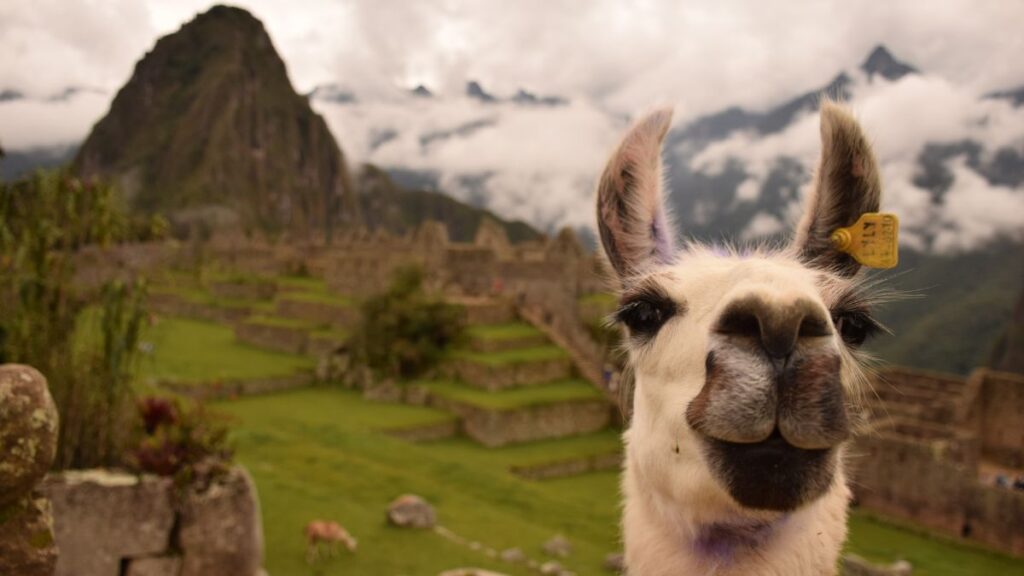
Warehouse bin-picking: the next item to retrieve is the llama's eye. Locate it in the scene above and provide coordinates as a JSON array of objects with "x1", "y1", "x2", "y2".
[
  {"x1": 833, "y1": 311, "x2": 878, "y2": 347},
  {"x1": 616, "y1": 297, "x2": 676, "y2": 338}
]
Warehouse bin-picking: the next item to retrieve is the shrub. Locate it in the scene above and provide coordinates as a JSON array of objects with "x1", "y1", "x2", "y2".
[
  {"x1": 0, "y1": 170, "x2": 148, "y2": 468},
  {"x1": 132, "y1": 396, "x2": 233, "y2": 487},
  {"x1": 353, "y1": 266, "x2": 464, "y2": 380}
]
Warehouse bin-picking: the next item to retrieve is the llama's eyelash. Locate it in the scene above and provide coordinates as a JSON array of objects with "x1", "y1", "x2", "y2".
[
  {"x1": 829, "y1": 307, "x2": 883, "y2": 347},
  {"x1": 614, "y1": 290, "x2": 679, "y2": 340}
]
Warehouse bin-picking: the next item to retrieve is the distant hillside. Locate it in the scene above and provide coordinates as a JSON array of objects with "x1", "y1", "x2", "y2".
[
  {"x1": 990, "y1": 280, "x2": 1024, "y2": 375},
  {"x1": 72, "y1": 5, "x2": 359, "y2": 237},
  {"x1": 869, "y1": 241, "x2": 1024, "y2": 375},
  {"x1": 356, "y1": 164, "x2": 541, "y2": 243}
]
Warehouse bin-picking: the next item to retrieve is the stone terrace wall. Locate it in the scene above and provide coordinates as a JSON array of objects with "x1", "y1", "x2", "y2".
[
  {"x1": 852, "y1": 433, "x2": 972, "y2": 537},
  {"x1": 977, "y1": 370, "x2": 1024, "y2": 468},
  {"x1": 43, "y1": 467, "x2": 264, "y2": 576},
  {"x1": 430, "y1": 396, "x2": 612, "y2": 447}
]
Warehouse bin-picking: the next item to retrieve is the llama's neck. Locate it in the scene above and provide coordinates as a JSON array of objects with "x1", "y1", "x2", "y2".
[{"x1": 622, "y1": 457, "x2": 850, "y2": 576}]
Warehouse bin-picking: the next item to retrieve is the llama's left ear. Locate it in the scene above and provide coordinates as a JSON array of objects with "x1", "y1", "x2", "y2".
[
  {"x1": 596, "y1": 109, "x2": 676, "y2": 286},
  {"x1": 793, "y1": 101, "x2": 882, "y2": 277}
]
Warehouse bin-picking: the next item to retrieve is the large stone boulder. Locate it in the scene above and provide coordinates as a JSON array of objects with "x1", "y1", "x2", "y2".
[
  {"x1": 179, "y1": 466, "x2": 264, "y2": 576},
  {"x1": 543, "y1": 534, "x2": 572, "y2": 557},
  {"x1": 841, "y1": 554, "x2": 913, "y2": 576},
  {"x1": 0, "y1": 364, "x2": 59, "y2": 507},
  {"x1": 43, "y1": 470, "x2": 176, "y2": 576},
  {"x1": 387, "y1": 494, "x2": 437, "y2": 529},
  {"x1": 0, "y1": 492, "x2": 59, "y2": 576},
  {"x1": 0, "y1": 364, "x2": 59, "y2": 576}
]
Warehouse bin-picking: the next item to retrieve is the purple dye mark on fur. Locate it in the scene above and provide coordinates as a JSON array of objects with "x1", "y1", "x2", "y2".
[
  {"x1": 691, "y1": 517, "x2": 785, "y2": 563},
  {"x1": 651, "y1": 211, "x2": 675, "y2": 264}
]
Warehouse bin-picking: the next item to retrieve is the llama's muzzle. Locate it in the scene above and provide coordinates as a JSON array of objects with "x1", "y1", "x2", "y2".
[{"x1": 682, "y1": 296, "x2": 850, "y2": 510}]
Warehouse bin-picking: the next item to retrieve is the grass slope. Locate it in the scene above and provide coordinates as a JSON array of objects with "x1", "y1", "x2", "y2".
[
  {"x1": 216, "y1": 388, "x2": 1024, "y2": 576},
  {"x1": 467, "y1": 323, "x2": 543, "y2": 341},
  {"x1": 422, "y1": 379, "x2": 603, "y2": 410},
  {"x1": 451, "y1": 346, "x2": 568, "y2": 366},
  {"x1": 138, "y1": 317, "x2": 312, "y2": 384}
]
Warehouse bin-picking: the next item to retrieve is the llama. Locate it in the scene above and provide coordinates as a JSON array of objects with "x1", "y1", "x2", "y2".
[
  {"x1": 304, "y1": 520, "x2": 357, "y2": 563},
  {"x1": 596, "y1": 101, "x2": 887, "y2": 576}
]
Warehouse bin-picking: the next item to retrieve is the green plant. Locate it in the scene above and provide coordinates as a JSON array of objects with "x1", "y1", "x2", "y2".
[
  {"x1": 0, "y1": 170, "x2": 148, "y2": 468},
  {"x1": 353, "y1": 266, "x2": 464, "y2": 380}
]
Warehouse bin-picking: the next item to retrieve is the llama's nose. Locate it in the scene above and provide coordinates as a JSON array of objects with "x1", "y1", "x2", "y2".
[{"x1": 715, "y1": 296, "x2": 832, "y2": 359}]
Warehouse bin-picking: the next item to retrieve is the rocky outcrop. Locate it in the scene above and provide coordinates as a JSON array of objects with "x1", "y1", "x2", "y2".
[
  {"x1": 0, "y1": 364, "x2": 60, "y2": 576},
  {"x1": 0, "y1": 364, "x2": 59, "y2": 506}
]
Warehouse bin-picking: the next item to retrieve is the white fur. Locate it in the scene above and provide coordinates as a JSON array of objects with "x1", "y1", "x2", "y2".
[
  {"x1": 620, "y1": 251, "x2": 853, "y2": 575},
  {"x1": 599, "y1": 104, "x2": 882, "y2": 575}
]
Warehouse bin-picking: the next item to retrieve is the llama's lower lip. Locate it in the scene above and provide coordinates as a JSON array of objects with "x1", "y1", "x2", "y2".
[{"x1": 700, "y1": 430, "x2": 835, "y2": 512}]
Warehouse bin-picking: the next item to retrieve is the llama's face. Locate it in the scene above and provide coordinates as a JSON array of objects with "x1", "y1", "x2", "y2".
[{"x1": 598, "y1": 103, "x2": 883, "y2": 514}]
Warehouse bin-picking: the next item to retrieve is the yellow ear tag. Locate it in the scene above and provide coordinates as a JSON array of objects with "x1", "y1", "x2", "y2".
[{"x1": 829, "y1": 213, "x2": 899, "y2": 269}]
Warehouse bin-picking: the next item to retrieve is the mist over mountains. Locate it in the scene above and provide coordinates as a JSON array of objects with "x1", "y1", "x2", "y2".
[
  {"x1": 3, "y1": 39, "x2": 1023, "y2": 256},
  {"x1": 0, "y1": 6, "x2": 1021, "y2": 374}
]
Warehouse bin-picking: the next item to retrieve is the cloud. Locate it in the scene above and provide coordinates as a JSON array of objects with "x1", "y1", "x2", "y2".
[
  {"x1": 0, "y1": 92, "x2": 110, "y2": 149},
  {"x1": 687, "y1": 70, "x2": 1024, "y2": 251},
  {"x1": 1, "y1": 0, "x2": 1022, "y2": 253}
]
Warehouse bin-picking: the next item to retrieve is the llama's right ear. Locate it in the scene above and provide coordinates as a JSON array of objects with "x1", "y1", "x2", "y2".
[
  {"x1": 792, "y1": 101, "x2": 882, "y2": 276},
  {"x1": 596, "y1": 109, "x2": 676, "y2": 286}
]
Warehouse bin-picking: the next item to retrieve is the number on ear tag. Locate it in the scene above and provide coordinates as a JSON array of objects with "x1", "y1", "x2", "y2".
[{"x1": 829, "y1": 213, "x2": 899, "y2": 269}]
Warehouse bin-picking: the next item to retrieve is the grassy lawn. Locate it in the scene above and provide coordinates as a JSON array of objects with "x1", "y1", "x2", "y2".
[
  {"x1": 277, "y1": 291, "x2": 354, "y2": 308},
  {"x1": 451, "y1": 346, "x2": 568, "y2": 366},
  {"x1": 246, "y1": 315, "x2": 317, "y2": 330},
  {"x1": 215, "y1": 388, "x2": 1024, "y2": 576},
  {"x1": 277, "y1": 275, "x2": 332, "y2": 293},
  {"x1": 467, "y1": 323, "x2": 543, "y2": 341},
  {"x1": 421, "y1": 379, "x2": 603, "y2": 410},
  {"x1": 577, "y1": 293, "x2": 617, "y2": 307},
  {"x1": 217, "y1": 389, "x2": 621, "y2": 576},
  {"x1": 137, "y1": 317, "x2": 313, "y2": 384},
  {"x1": 845, "y1": 512, "x2": 1024, "y2": 576}
]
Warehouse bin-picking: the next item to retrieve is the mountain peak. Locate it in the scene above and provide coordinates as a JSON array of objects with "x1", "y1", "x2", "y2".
[
  {"x1": 861, "y1": 45, "x2": 918, "y2": 81},
  {"x1": 410, "y1": 84, "x2": 433, "y2": 98},
  {"x1": 73, "y1": 4, "x2": 360, "y2": 237},
  {"x1": 466, "y1": 80, "x2": 496, "y2": 102}
]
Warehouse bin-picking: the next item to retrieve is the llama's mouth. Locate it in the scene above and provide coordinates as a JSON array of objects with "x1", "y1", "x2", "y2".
[{"x1": 701, "y1": 428, "x2": 836, "y2": 512}]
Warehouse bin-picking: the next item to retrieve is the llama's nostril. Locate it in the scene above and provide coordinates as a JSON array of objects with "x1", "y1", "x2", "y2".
[{"x1": 716, "y1": 296, "x2": 832, "y2": 360}]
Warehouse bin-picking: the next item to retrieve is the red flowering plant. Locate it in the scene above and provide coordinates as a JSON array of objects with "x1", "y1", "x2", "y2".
[{"x1": 132, "y1": 396, "x2": 234, "y2": 487}]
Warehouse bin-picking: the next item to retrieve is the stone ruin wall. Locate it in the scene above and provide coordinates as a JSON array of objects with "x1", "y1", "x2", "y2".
[
  {"x1": 0, "y1": 363, "x2": 266, "y2": 576},
  {"x1": 975, "y1": 370, "x2": 1024, "y2": 468},
  {"x1": 852, "y1": 367, "x2": 1024, "y2": 557}
]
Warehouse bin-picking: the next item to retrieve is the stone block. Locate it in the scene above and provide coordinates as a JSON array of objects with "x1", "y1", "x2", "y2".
[
  {"x1": 43, "y1": 470, "x2": 175, "y2": 576},
  {"x1": 179, "y1": 467, "x2": 263, "y2": 576}
]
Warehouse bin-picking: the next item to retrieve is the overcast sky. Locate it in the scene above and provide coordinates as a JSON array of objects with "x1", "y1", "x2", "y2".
[
  {"x1": 2, "y1": 1, "x2": 1023, "y2": 251},
  {"x1": 2, "y1": 0, "x2": 1023, "y2": 114}
]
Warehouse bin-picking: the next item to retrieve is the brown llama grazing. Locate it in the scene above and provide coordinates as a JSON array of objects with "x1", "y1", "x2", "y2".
[
  {"x1": 596, "y1": 101, "x2": 889, "y2": 575},
  {"x1": 305, "y1": 520, "x2": 357, "y2": 564}
]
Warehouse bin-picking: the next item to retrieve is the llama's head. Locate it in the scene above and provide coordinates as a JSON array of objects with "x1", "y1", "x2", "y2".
[{"x1": 599, "y1": 102, "x2": 883, "y2": 514}]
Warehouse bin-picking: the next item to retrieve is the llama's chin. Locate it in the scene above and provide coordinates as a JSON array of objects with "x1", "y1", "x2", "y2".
[{"x1": 700, "y1": 430, "x2": 838, "y2": 512}]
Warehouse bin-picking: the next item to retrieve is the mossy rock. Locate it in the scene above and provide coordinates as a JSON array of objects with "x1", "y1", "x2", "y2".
[
  {"x1": 0, "y1": 365, "x2": 58, "y2": 507},
  {"x1": 0, "y1": 493, "x2": 58, "y2": 576}
]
